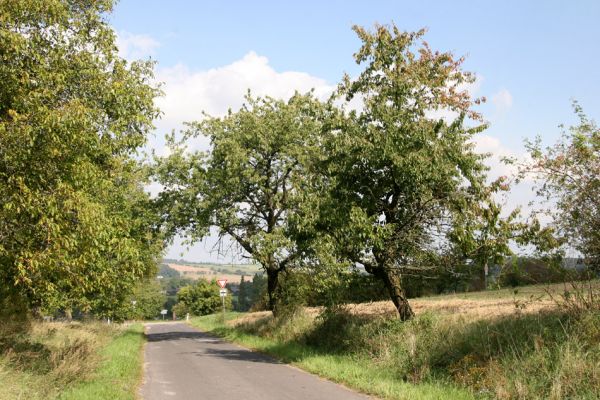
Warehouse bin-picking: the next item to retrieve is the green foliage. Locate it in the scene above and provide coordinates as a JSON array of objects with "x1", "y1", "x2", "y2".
[
  {"x1": 311, "y1": 24, "x2": 514, "y2": 318},
  {"x1": 497, "y1": 257, "x2": 571, "y2": 288},
  {"x1": 158, "y1": 275, "x2": 194, "y2": 317},
  {"x1": 127, "y1": 280, "x2": 166, "y2": 320},
  {"x1": 523, "y1": 103, "x2": 600, "y2": 271},
  {"x1": 0, "y1": 0, "x2": 163, "y2": 317},
  {"x1": 160, "y1": 276, "x2": 195, "y2": 296},
  {"x1": 174, "y1": 279, "x2": 229, "y2": 316},
  {"x1": 155, "y1": 92, "x2": 334, "y2": 311},
  {"x1": 158, "y1": 264, "x2": 180, "y2": 278},
  {"x1": 246, "y1": 273, "x2": 269, "y2": 311}
]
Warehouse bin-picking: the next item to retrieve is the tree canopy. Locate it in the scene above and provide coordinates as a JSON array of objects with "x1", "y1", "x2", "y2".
[
  {"x1": 0, "y1": 0, "x2": 163, "y2": 318},
  {"x1": 314, "y1": 25, "x2": 508, "y2": 319},
  {"x1": 523, "y1": 104, "x2": 600, "y2": 271},
  {"x1": 155, "y1": 93, "x2": 334, "y2": 312}
]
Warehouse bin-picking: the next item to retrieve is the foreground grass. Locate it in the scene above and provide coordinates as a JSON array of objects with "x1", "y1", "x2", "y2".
[
  {"x1": 191, "y1": 288, "x2": 600, "y2": 400},
  {"x1": 59, "y1": 323, "x2": 144, "y2": 400},
  {"x1": 0, "y1": 322, "x2": 145, "y2": 400},
  {"x1": 190, "y1": 313, "x2": 474, "y2": 400}
]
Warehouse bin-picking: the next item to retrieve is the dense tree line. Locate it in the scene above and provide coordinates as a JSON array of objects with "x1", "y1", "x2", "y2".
[{"x1": 1, "y1": 0, "x2": 163, "y2": 324}]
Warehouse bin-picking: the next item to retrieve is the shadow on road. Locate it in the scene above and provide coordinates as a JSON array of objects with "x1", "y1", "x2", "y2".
[
  {"x1": 145, "y1": 326, "x2": 282, "y2": 365},
  {"x1": 146, "y1": 329, "x2": 223, "y2": 343},
  {"x1": 187, "y1": 347, "x2": 282, "y2": 364}
]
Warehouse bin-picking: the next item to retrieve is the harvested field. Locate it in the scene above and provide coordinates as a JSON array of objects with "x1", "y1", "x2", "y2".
[
  {"x1": 231, "y1": 281, "x2": 599, "y2": 326},
  {"x1": 167, "y1": 264, "x2": 248, "y2": 283}
]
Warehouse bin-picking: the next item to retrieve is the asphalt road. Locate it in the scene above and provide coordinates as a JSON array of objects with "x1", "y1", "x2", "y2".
[{"x1": 140, "y1": 322, "x2": 371, "y2": 400}]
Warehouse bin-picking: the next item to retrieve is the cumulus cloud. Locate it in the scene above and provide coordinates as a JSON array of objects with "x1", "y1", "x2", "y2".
[
  {"x1": 116, "y1": 31, "x2": 160, "y2": 60},
  {"x1": 155, "y1": 52, "x2": 332, "y2": 127},
  {"x1": 470, "y1": 133, "x2": 543, "y2": 222},
  {"x1": 150, "y1": 51, "x2": 335, "y2": 153},
  {"x1": 472, "y1": 134, "x2": 518, "y2": 180},
  {"x1": 491, "y1": 88, "x2": 513, "y2": 114}
]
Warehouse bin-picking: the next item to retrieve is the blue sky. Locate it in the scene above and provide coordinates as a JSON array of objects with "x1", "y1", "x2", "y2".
[{"x1": 109, "y1": 1, "x2": 599, "y2": 263}]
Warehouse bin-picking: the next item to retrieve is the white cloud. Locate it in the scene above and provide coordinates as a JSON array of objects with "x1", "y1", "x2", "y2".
[
  {"x1": 491, "y1": 88, "x2": 513, "y2": 114},
  {"x1": 473, "y1": 134, "x2": 517, "y2": 180},
  {"x1": 116, "y1": 31, "x2": 160, "y2": 60},
  {"x1": 154, "y1": 51, "x2": 332, "y2": 132}
]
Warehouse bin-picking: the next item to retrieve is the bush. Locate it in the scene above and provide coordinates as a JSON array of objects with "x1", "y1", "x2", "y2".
[{"x1": 174, "y1": 279, "x2": 230, "y2": 316}]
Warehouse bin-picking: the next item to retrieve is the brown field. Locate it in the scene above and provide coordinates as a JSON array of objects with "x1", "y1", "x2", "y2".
[
  {"x1": 167, "y1": 264, "x2": 247, "y2": 284},
  {"x1": 231, "y1": 281, "x2": 599, "y2": 326},
  {"x1": 168, "y1": 264, "x2": 212, "y2": 273}
]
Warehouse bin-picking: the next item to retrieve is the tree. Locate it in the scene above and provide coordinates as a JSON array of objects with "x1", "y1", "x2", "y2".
[
  {"x1": 173, "y1": 279, "x2": 227, "y2": 316},
  {"x1": 522, "y1": 104, "x2": 600, "y2": 271},
  {"x1": 0, "y1": 0, "x2": 163, "y2": 318},
  {"x1": 316, "y1": 25, "x2": 501, "y2": 320},
  {"x1": 247, "y1": 273, "x2": 268, "y2": 310},
  {"x1": 236, "y1": 275, "x2": 250, "y2": 311},
  {"x1": 159, "y1": 264, "x2": 181, "y2": 278},
  {"x1": 155, "y1": 93, "x2": 333, "y2": 313},
  {"x1": 109, "y1": 279, "x2": 166, "y2": 321}
]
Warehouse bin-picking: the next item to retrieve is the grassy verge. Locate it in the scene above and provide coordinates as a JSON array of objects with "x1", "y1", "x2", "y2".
[
  {"x1": 0, "y1": 322, "x2": 145, "y2": 400},
  {"x1": 190, "y1": 312, "x2": 473, "y2": 400},
  {"x1": 59, "y1": 323, "x2": 145, "y2": 400},
  {"x1": 190, "y1": 292, "x2": 600, "y2": 400}
]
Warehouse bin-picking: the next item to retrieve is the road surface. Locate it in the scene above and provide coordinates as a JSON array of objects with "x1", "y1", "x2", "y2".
[{"x1": 140, "y1": 322, "x2": 371, "y2": 400}]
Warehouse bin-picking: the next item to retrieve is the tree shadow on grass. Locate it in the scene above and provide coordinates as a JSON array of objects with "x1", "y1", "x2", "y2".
[{"x1": 0, "y1": 333, "x2": 55, "y2": 375}]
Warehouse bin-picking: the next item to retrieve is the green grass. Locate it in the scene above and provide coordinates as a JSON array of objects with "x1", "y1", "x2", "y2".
[
  {"x1": 190, "y1": 313, "x2": 474, "y2": 400},
  {"x1": 59, "y1": 323, "x2": 145, "y2": 400},
  {"x1": 416, "y1": 280, "x2": 599, "y2": 302},
  {"x1": 190, "y1": 286, "x2": 600, "y2": 400},
  {"x1": 0, "y1": 322, "x2": 145, "y2": 400}
]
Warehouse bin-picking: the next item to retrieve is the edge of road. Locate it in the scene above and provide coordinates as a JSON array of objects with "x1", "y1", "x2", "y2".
[{"x1": 173, "y1": 321, "x2": 377, "y2": 399}]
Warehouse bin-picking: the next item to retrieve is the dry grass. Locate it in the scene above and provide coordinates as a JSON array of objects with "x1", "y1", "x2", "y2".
[
  {"x1": 232, "y1": 283, "x2": 578, "y2": 326},
  {"x1": 347, "y1": 296, "x2": 555, "y2": 320},
  {"x1": 0, "y1": 321, "x2": 129, "y2": 400},
  {"x1": 167, "y1": 263, "x2": 213, "y2": 273},
  {"x1": 201, "y1": 281, "x2": 600, "y2": 399}
]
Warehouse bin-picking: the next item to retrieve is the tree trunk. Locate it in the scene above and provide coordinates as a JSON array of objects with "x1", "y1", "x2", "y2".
[
  {"x1": 379, "y1": 267, "x2": 414, "y2": 321},
  {"x1": 475, "y1": 261, "x2": 488, "y2": 291},
  {"x1": 266, "y1": 268, "x2": 280, "y2": 314}
]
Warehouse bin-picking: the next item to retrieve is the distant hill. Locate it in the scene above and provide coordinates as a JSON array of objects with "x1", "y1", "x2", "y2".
[{"x1": 162, "y1": 259, "x2": 261, "y2": 284}]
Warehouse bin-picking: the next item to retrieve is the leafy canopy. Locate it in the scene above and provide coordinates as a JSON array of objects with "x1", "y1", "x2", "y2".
[
  {"x1": 155, "y1": 92, "x2": 333, "y2": 310},
  {"x1": 523, "y1": 103, "x2": 600, "y2": 270},
  {"x1": 314, "y1": 24, "x2": 511, "y2": 318},
  {"x1": 0, "y1": 0, "x2": 163, "y2": 316}
]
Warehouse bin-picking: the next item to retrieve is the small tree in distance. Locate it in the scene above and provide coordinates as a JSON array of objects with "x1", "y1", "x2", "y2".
[{"x1": 173, "y1": 279, "x2": 228, "y2": 317}]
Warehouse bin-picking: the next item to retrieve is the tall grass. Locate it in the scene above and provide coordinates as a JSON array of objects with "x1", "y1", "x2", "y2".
[
  {"x1": 59, "y1": 323, "x2": 145, "y2": 400},
  {"x1": 192, "y1": 303, "x2": 600, "y2": 399},
  {"x1": 0, "y1": 322, "x2": 144, "y2": 400}
]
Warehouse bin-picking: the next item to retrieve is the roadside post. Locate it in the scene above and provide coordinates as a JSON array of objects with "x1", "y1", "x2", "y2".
[{"x1": 217, "y1": 279, "x2": 227, "y2": 321}]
